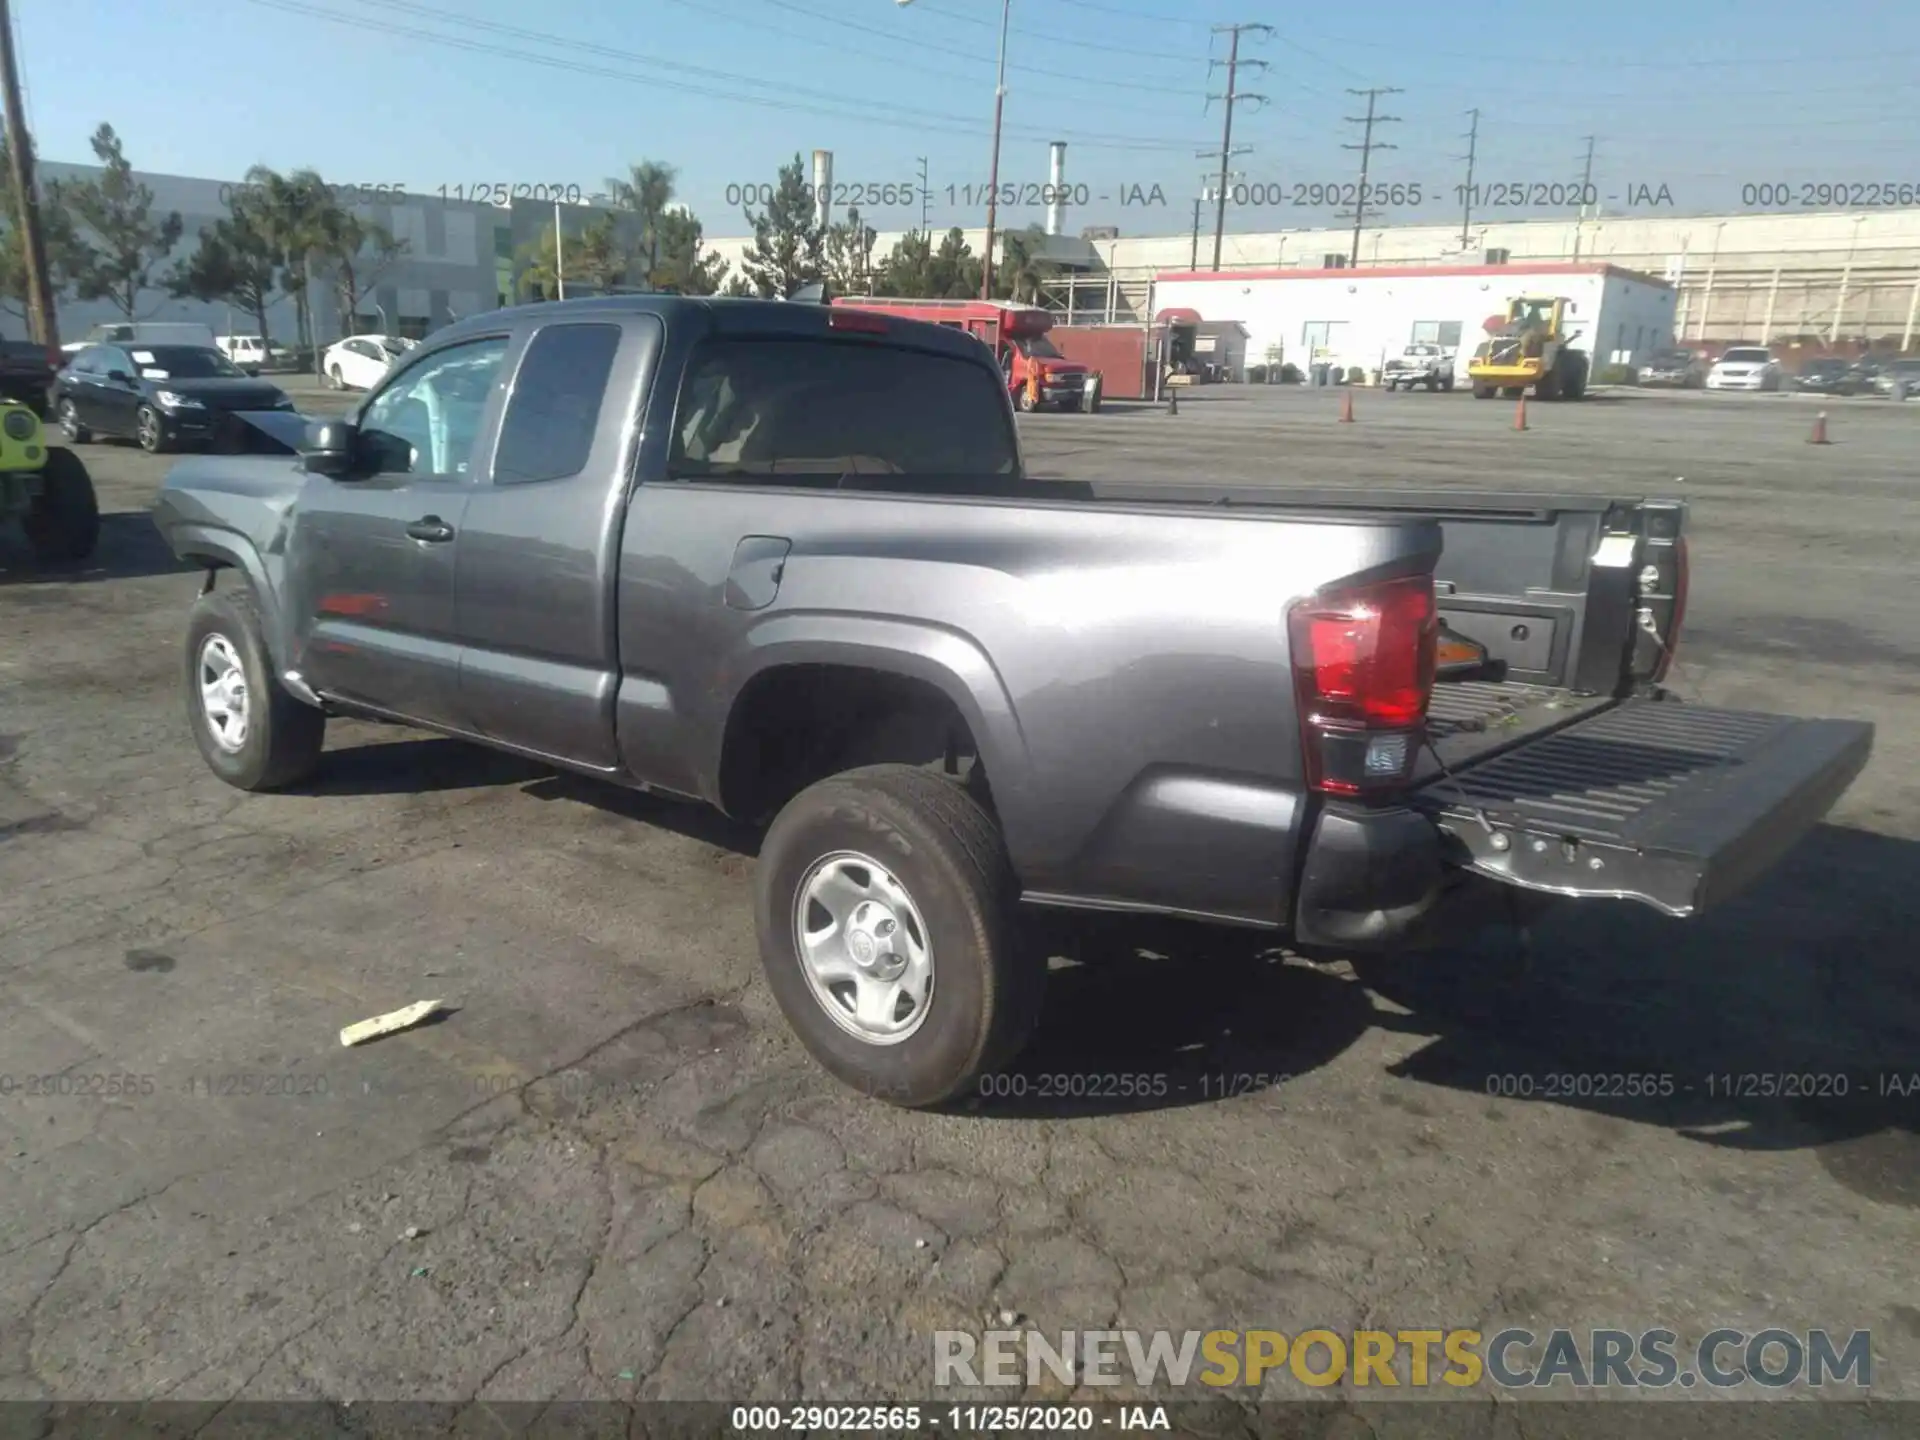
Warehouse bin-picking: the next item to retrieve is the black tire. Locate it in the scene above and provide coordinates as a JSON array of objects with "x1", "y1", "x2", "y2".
[
  {"x1": 1535, "y1": 365, "x2": 1562, "y2": 401},
  {"x1": 755, "y1": 764, "x2": 1040, "y2": 1108},
  {"x1": 1442, "y1": 375, "x2": 1455, "y2": 391},
  {"x1": 1471, "y1": 381, "x2": 1494, "y2": 399},
  {"x1": 23, "y1": 448, "x2": 100, "y2": 563},
  {"x1": 1563, "y1": 353, "x2": 1589, "y2": 400},
  {"x1": 1425, "y1": 374, "x2": 1439, "y2": 391},
  {"x1": 184, "y1": 587, "x2": 326, "y2": 792},
  {"x1": 1017, "y1": 387, "x2": 1038, "y2": 413},
  {"x1": 56, "y1": 397, "x2": 91, "y2": 444},
  {"x1": 135, "y1": 404, "x2": 168, "y2": 454}
]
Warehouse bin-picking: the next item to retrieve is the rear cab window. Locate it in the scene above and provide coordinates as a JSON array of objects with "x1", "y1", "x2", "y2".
[{"x1": 668, "y1": 337, "x2": 1018, "y2": 480}]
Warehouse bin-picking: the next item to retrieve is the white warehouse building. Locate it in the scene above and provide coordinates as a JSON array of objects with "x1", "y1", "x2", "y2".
[{"x1": 1144, "y1": 261, "x2": 1678, "y2": 380}]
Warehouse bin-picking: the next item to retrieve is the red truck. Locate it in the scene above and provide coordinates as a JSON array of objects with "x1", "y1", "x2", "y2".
[{"x1": 831, "y1": 297, "x2": 1100, "y2": 412}]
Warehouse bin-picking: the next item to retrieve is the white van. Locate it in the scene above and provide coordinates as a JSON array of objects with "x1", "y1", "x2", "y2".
[
  {"x1": 63, "y1": 321, "x2": 219, "y2": 357},
  {"x1": 216, "y1": 335, "x2": 275, "y2": 368}
]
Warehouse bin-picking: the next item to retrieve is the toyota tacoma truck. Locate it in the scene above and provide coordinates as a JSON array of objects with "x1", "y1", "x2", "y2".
[
  {"x1": 1381, "y1": 343, "x2": 1456, "y2": 392},
  {"x1": 152, "y1": 296, "x2": 1873, "y2": 1108}
]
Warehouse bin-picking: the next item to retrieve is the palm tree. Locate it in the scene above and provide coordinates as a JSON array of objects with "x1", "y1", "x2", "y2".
[
  {"x1": 239, "y1": 165, "x2": 342, "y2": 351},
  {"x1": 995, "y1": 226, "x2": 1056, "y2": 306},
  {"x1": 605, "y1": 160, "x2": 676, "y2": 286}
]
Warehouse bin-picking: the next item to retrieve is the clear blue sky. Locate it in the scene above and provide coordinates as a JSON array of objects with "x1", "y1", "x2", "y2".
[{"x1": 20, "y1": 0, "x2": 1920, "y2": 238}]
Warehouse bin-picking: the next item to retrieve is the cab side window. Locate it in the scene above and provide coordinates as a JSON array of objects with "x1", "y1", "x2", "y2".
[
  {"x1": 360, "y1": 336, "x2": 509, "y2": 477},
  {"x1": 492, "y1": 323, "x2": 623, "y2": 485}
]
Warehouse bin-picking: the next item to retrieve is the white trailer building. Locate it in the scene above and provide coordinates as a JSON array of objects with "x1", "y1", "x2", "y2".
[{"x1": 1147, "y1": 262, "x2": 1678, "y2": 380}]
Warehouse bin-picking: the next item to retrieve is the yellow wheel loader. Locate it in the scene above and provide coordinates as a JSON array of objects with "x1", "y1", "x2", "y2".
[{"x1": 1468, "y1": 295, "x2": 1589, "y2": 401}]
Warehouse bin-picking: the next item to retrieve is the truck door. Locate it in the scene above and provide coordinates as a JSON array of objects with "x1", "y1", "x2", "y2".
[
  {"x1": 283, "y1": 333, "x2": 511, "y2": 727},
  {"x1": 452, "y1": 313, "x2": 662, "y2": 770}
]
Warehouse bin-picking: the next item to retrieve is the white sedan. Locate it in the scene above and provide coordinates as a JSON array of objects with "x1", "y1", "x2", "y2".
[
  {"x1": 1705, "y1": 346, "x2": 1783, "y2": 392},
  {"x1": 321, "y1": 334, "x2": 416, "y2": 391}
]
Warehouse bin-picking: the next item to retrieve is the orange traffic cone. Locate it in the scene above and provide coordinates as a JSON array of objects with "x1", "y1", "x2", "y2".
[
  {"x1": 1809, "y1": 411, "x2": 1830, "y2": 445},
  {"x1": 1513, "y1": 395, "x2": 1529, "y2": 431},
  {"x1": 1338, "y1": 389, "x2": 1355, "y2": 423}
]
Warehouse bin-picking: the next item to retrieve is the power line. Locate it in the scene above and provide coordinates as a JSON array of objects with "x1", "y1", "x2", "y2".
[
  {"x1": 1338, "y1": 85, "x2": 1401, "y2": 267},
  {"x1": 250, "y1": 0, "x2": 1207, "y2": 153},
  {"x1": 1045, "y1": 0, "x2": 1215, "y2": 25},
  {"x1": 1203, "y1": 23, "x2": 1270, "y2": 270},
  {"x1": 658, "y1": 0, "x2": 1205, "y2": 100},
  {"x1": 1234, "y1": 24, "x2": 1920, "y2": 69},
  {"x1": 889, "y1": 0, "x2": 1209, "y2": 59}
]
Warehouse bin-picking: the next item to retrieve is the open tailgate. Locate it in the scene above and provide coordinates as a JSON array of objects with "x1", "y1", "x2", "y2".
[{"x1": 1413, "y1": 698, "x2": 1872, "y2": 917}]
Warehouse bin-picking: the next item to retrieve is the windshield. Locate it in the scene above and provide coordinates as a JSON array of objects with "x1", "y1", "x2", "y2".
[
  {"x1": 670, "y1": 338, "x2": 1018, "y2": 478},
  {"x1": 1801, "y1": 359, "x2": 1845, "y2": 373},
  {"x1": 132, "y1": 346, "x2": 245, "y2": 378},
  {"x1": 1651, "y1": 351, "x2": 1693, "y2": 365},
  {"x1": 1721, "y1": 348, "x2": 1771, "y2": 364},
  {"x1": 1015, "y1": 336, "x2": 1062, "y2": 359},
  {"x1": 379, "y1": 339, "x2": 412, "y2": 356}
]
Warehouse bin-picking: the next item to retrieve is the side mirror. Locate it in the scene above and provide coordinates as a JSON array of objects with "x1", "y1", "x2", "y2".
[{"x1": 300, "y1": 417, "x2": 361, "y2": 477}]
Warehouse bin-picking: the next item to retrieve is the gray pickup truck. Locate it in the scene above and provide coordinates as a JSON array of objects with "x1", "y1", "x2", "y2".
[{"x1": 153, "y1": 295, "x2": 1872, "y2": 1107}]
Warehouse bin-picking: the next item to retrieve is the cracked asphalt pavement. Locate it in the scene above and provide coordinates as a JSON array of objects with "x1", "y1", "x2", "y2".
[{"x1": 2, "y1": 382, "x2": 1918, "y2": 1410}]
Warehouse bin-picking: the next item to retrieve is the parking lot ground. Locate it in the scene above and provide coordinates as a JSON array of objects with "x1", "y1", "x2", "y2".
[{"x1": 2, "y1": 385, "x2": 1919, "y2": 1407}]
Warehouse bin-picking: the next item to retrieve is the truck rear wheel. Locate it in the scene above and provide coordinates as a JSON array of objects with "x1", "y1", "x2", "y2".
[
  {"x1": 23, "y1": 448, "x2": 100, "y2": 563},
  {"x1": 184, "y1": 588, "x2": 326, "y2": 791},
  {"x1": 754, "y1": 764, "x2": 1041, "y2": 1108}
]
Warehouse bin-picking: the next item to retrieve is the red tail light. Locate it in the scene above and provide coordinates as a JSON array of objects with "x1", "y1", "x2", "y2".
[
  {"x1": 827, "y1": 309, "x2": 889, "y2": 334},
  {"x1": 1651, "y1": 537, "x2": 1689, "y2": 683},
  {"x1": 1288, "y1": 573, "x2": 1438, "y2": 796}
]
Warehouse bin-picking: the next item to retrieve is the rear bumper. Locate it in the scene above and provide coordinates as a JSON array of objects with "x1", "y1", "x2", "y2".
[{"x1": 1291, "y1": 698, "x2": 1872, "y2": 947}]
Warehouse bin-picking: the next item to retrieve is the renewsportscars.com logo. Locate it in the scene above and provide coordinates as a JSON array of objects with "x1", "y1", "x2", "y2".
[{"x1": 933, "y1": 1327, "x2": 1873, "y2": 1392}]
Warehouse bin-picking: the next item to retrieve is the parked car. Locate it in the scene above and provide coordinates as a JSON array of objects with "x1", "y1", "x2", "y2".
[
  {"x1": 321, "y1": 334, "x2": 416, "y2": 391},
  {"x1": 1790, "y1": 357, "x2": 1863, "y2": 396},
  {"x1": 60, "y1": 321, "x2": 219, "y2": 359},
  {"x1": 0, "y1": 338, "x2": 60, "y2": 416},
  {"x1": 1869, "y1": 357, "x2": 1920, "y2": 399},
  {"x1": 1705, "y1": 346, "x2": 1783, "y2": 391},
  {"x1": 1637, "y1": 348, "x2": 1707, "y2": 388},
  {"x1": 150, "y1": 294, "x2": 1873, "y2": 1108},
  {"x1": 53, "y1": 343, "x2": 295, "y2": 453}
]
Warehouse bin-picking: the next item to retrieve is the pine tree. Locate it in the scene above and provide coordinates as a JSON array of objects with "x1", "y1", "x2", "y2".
[{"x1": 738, "y1": 154, "x2": 825, "y2": 299}]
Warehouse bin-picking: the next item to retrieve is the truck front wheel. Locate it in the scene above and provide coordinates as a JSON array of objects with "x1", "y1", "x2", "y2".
[
  {"x1": 754, "y1": 764, "x2": 1042, "y2": 1108},
  {"x1": 185, "y1": 588, "x2": 326, "y2": 791}
]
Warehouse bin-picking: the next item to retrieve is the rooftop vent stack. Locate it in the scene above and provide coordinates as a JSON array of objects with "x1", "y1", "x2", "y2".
[
  {"x1": 812, "y1": 150, "x2": 833, "y2": 232},
  {"x1": 1046, "y1": 142, "x2": 1067, "y2": 236}
]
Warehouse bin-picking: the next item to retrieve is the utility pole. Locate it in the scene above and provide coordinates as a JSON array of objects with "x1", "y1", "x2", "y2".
[
  {"x1": 1572, "y1": 135, "x2": 1596, "y2": 260},
  {"x1": 1190, "y1": 197, "x2": 1201, "y2": 269},
  {"x1": 1203, "y1": 23, "x2": 1269, "y2": 271},
  {"x1": 0, "y1": 0, "x2": 58, "y2": 348},
  {"x1": 1458, "y1": 108, "x2": 1480, "y2": 251},
  {"x1": 1340, "y1": 86, "x2": 1401, "y2": 267},
  {"x1": 916, "y1": 156, "x2": 930, "y2": 233}
]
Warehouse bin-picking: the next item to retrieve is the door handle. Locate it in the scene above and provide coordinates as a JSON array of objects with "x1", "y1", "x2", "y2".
[{"x1": 406, "y1": 516, "x2": 455, "y2": 543}]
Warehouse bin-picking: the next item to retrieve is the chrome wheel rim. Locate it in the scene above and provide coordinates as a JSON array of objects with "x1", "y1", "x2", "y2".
[
  {"x1": 58, "y1": 400, "x2": 80, "y2": 439},
  {"x1": 137, "y1": 407, "x2": 159, "y2": 449},
  {"x1": 793, "y1": 851, "x2": 934, "y2": 1045},
  {"x1": 197, "y1": 634, "x2": 250, "y2": 752}
]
